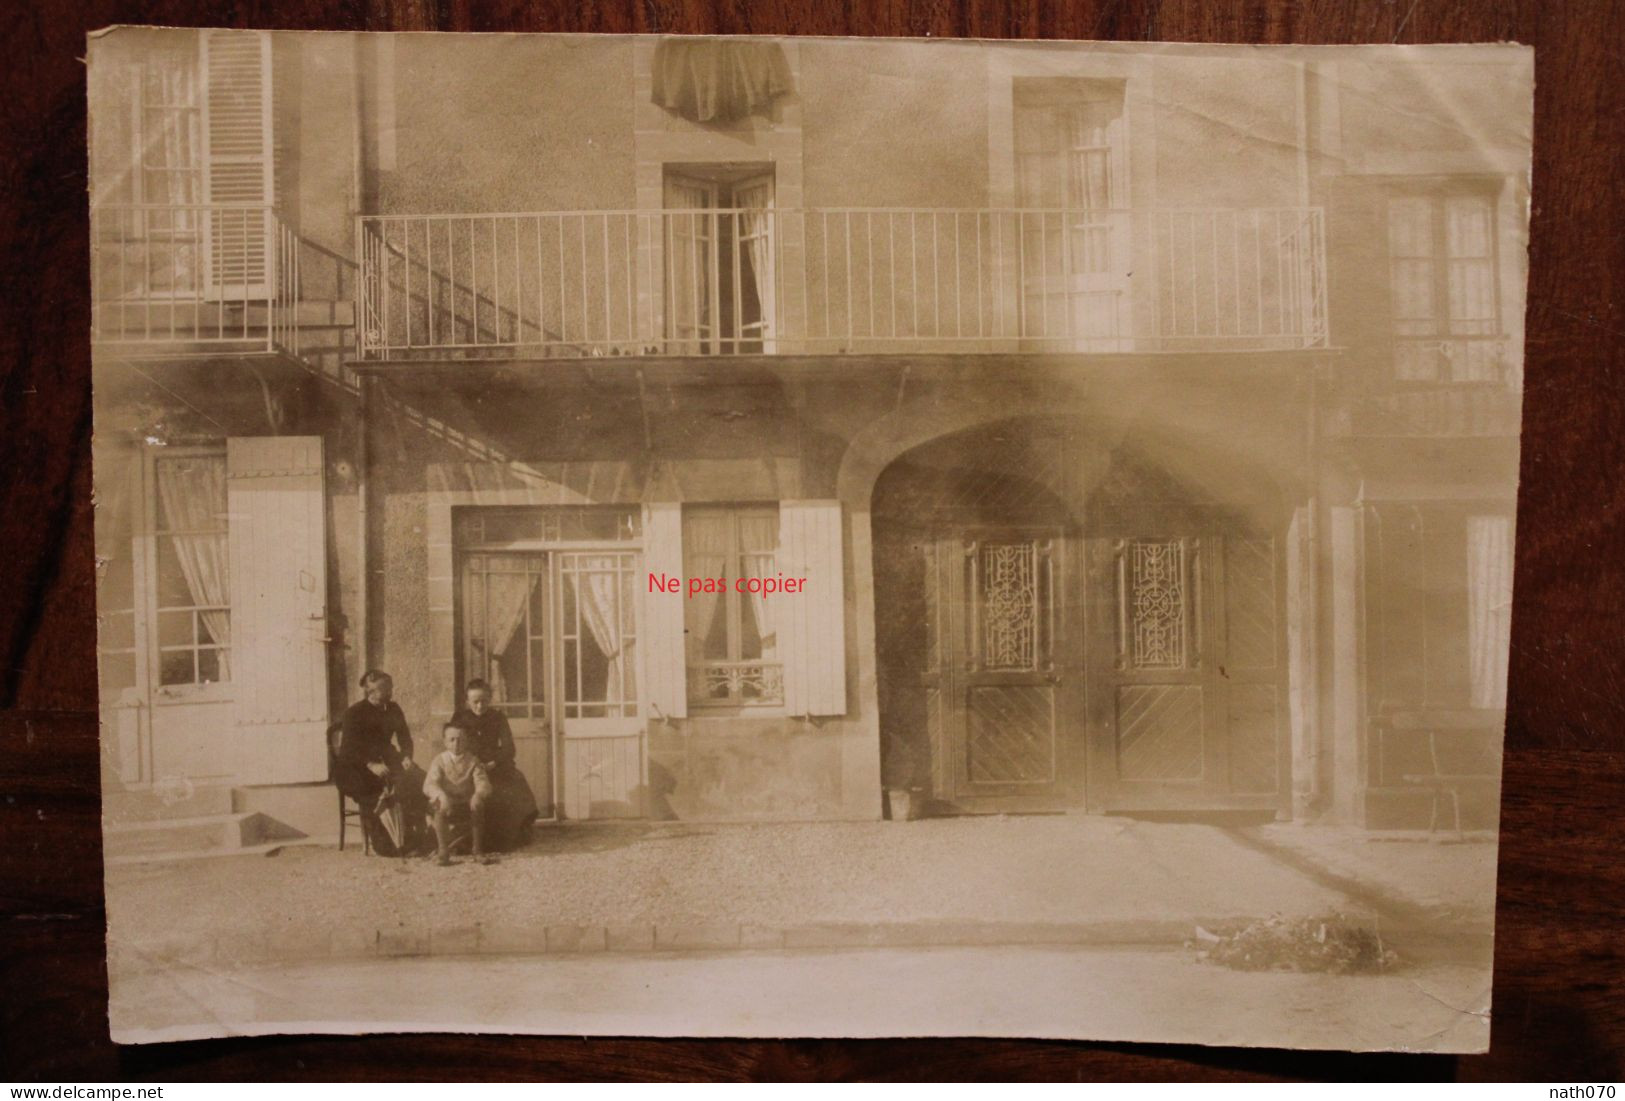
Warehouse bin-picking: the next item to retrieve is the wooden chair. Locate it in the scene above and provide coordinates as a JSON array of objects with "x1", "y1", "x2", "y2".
[
  {"x1": 1400, "y1": 726, "x2": 1503, "y2": 839},
  {"x1": 328, "y1": 722, "x2": 370, "y2": 854}
]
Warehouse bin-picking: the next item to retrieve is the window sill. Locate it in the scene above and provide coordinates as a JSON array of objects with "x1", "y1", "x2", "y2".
[{"x1": 152, "y1": 683, "x2": 234, "y2": 707}]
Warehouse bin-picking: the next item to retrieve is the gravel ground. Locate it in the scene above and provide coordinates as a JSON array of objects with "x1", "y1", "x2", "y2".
[
  {"x1": 1242, "y1": 822, "x2": 1498, "y2": 921},
  {"x1": 105, "y1": 815, "x2": 1382, "y2": 947}
]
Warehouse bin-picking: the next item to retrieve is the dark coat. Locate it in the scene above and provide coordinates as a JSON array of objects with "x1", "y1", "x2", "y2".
[
  {"x1": 335, "y1": 698, "x2": 415, "y2": 801},
  {"x1": 450, "y1": 707, "x2": 516, "y2": 770}
]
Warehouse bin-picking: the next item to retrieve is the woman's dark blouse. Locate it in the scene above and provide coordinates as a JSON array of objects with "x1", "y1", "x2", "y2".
[
  {"x1": 338, "y1": 698, "x2": 414, "y2": 770},
  {"x1": 450, "y1": 707, "x2": 517, "y2": 769}
]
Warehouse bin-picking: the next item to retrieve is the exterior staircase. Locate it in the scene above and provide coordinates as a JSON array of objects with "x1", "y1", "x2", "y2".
[{"x1": 102, "y1": 783, "x2": 320, "y2": 866}]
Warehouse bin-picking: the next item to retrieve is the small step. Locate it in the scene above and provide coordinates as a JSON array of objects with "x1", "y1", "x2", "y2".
[
  {"x1": 103, "y1": 783, "x2": 235, "y2": 823},
  {"x1": 102, "y1": 811, "x2": 306, "y2": 861}
]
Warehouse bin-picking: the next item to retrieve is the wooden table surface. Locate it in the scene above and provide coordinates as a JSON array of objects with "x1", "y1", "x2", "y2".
[{"x1": 2, "y1": 0, "x2": 1622, "y2": 1082}]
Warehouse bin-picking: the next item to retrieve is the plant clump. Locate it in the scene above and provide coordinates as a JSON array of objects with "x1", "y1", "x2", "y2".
[{"x1": 1190, "y1": 913, "x2": 1401, "y2": 975}]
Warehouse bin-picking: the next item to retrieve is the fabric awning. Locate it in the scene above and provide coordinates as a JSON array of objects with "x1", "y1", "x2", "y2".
[{"x1": 651, "y1": 38, "x2": 792, "y2": 124}]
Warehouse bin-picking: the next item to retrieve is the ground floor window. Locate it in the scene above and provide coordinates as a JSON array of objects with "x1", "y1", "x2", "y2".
[
  {"x1": 683, "y1": 504, "x2": 782, "y2": 706},
  {"x1": 152, "y1": 452, "x2": 231, "y2": 686},
  {"x1": 1366, "y1": 502, "x2": 1514, "y2": 712}
]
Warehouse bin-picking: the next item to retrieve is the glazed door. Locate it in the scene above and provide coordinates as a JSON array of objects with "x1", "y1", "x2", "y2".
[
  {"x1": 462, "y1": 553, "x2": 556, "y2": 818},
  {"x1": 925, "y1": 533, "x2": 1072, "y2": 808},
  {"x1": 556, "y1": 551, "x2": 644, "y2": 819},
  {"x1": 1084, "y1": 535, "x2": 1286, "y2": 811}
]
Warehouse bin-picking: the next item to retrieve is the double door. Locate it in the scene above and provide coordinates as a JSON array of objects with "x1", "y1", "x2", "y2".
[
  {"x1": 462, "y1": 549, "x2": 644, "y2": 819},
  {"x1": 921, "y1": 527, "x2": 1286, "y2": 813}
]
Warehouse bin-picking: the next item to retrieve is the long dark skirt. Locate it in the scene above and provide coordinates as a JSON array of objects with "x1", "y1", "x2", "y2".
[
  {"x1": 335, "y1": 762, "x2": 431, "y2": 856},
  {"x1": 484, "y1": 762, "x2": 540, "y2": 851}
]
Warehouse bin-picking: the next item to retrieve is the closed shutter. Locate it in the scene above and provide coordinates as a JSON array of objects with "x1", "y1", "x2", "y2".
[
  {"x1": 642, "y1": 503, "x2": 688, "y2": 720},
  {"x1": 227, "y1": 437, "x2": 329, "y2": 783},
  {"x1": 778, "y1": 500, "x2": 846, "y2": 717},
  {"x1": 201, "y1": 30, "x2": 273, "y2": 299}
]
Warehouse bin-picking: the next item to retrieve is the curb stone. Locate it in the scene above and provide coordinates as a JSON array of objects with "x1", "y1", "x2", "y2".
[{"x1": 115, "y1": 916, "x2": 1494, "y2": 976}]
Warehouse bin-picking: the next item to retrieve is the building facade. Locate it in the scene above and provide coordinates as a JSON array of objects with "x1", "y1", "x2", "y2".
[{"x1": 90, "y1": 31, "x2": 1526, "y2": 838}]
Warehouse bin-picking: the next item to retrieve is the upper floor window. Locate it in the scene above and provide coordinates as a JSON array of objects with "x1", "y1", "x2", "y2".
[
  {"x1": 683, "y1": 505, "x2": 781, "y2": 706},
  {"x1": 1388, "y1": 188, "x2": 1502, "y2": 381},
  {"x1": 1013, "y1": 79, "x2": 1126, "y2": 214},
  {"x1": 92, "y1": 30, "x2": 275, "y2": 301},
  {"x1": 1012, "y1": 80, "x2": 1130, "y2": 346},
  {"x1": 664, "y1": 166, "x2": 776, "y2": 355}
]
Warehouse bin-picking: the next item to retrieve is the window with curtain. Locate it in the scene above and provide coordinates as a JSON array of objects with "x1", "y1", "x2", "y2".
[
  {"x1": 558, "y1": 551, "x2": 640, "y2": 720},
  {"x1": 1467, "y1": 513, "x2": 1514, "y2": 709},
  {"x1": 94, "y1": 35, "x2": 205, "y2": 299},
  {"x1": 1388, "y1": 189, "x2": 1502, "y2": 381},
  {"x1": 1367, "y1": 503, "x2": 1515, "y2": 712},
  {"x1": 462, "y1": 554, "x2": 548, "y2": 718},
  {"x1": 664, "y1": 167, "x2": 775, "y2": 355},
  {"x1": 152, "y1": 453, "x2": 230, "y2": 687},
  {"x1": 684, "y1": 505, "x2": 781, "y2": 705},
  {"x1": 1013, "y1": 79, "x2": 1127, "y2": 343}
]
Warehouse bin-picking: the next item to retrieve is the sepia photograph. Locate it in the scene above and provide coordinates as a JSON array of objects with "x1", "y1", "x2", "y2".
[{"x1": 88, "y1": 29, "x2": 1530, "y2": 1051}]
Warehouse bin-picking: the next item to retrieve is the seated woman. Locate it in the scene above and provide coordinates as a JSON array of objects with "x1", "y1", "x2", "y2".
[
  {"x1": 334, "y1": 670, "x2": 431, "y2": 856},
  {"x1": 449, "y1": 678, "x2": 541, "y2": 851}
]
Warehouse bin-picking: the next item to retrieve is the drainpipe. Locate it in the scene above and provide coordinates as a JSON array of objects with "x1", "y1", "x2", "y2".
[
  {"x1": 357, "y1": 373, "x2": 372, "y2": 672},
  {"x1": 353, "y1": 36, "x2": 371, "y2": 674}
]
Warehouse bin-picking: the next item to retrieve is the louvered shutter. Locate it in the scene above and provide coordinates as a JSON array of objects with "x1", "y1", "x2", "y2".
[
  {"x1": 201, "y1": 30, "x2": 273, "y2": 300},
  {"x1": 227, "y1": 437, "x2": 329, "y2": 783},
  {"x1": 778, "y1": 500, "x2": 847, "y2": 717},
  {"x1": 642, "y1": 503, "x2": 688, "y2": 720}
]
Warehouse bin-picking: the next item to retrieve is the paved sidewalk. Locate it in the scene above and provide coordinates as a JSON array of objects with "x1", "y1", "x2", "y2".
[{"x1": 104, "y1": 814, "x2": 1495, "y2": 975}]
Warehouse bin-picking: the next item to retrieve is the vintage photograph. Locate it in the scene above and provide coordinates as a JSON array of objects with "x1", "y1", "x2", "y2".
[{"x1": 89, "y1": 30, "x2": 1529, "y2": 1050}]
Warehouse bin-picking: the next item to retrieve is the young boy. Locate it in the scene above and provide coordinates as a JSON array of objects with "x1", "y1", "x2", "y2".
[{"x1": 422, "y1": 720, "x2": 495, "y2": 866}]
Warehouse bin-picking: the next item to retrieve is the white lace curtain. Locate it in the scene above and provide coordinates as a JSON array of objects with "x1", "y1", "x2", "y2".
[
  {"x1": 154, "y1": 456, "x2": 230, "y2": 680},
  {"x1": 480, "y1": 570, "x2": 537, "y2": 702},
  {"x1": 683, "y1": 513, "x2": 730, "y2": 667},
  {"x1": 735, "y1": 179, "x2": 774, "y2": 341},
  {"x1": 570, "y1": 558, "x2": 630, "y2": 704},
  {"x1": 737, "y1": 513, "x2": 778, "y2": 660},
  {"x1": 1467, "y1": 514, "x2": 1514, "y2": 709}
]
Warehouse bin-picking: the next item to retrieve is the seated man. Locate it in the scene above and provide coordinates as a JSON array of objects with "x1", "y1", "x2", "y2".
[
  {"x1": 423, "y1": 720, "x2": 495, "y2": 866},
  {"x1": 335, "y1": 670, "x2": 430, "y2": 856}
]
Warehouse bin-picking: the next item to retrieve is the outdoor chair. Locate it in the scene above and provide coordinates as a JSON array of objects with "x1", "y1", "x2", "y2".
[
  {"x1": 1400, "y1": 727, "x2": 1503, "y2": 839},
  {"x1": 328, "y1": 722, "x2": 370, "y2": 854}
]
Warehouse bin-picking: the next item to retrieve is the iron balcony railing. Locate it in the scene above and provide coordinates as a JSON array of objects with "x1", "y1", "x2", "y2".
[
  {"x1": 357, "y1": 206, "x2": 1328, "y2": 360},
  {"x1": 91, "y1": 203, "x2": 301, "y2": 358}
]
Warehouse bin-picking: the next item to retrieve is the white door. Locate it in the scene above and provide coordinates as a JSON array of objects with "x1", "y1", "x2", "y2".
[
  {"x1": 226, "y1": 436, "x2": 330, "y2": 783},
  {"x1": 556, "y1": 550, "x2": 645, "y2": 819}
]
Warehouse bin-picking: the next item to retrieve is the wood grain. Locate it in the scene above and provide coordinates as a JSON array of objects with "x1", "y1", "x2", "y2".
[{"x1": 3, "y1": 0, "x2": 1622, "y2": 1081}]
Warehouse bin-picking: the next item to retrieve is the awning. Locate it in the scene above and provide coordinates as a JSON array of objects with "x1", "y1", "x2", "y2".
[{"x1": 651, "y1": 38, "x2": 792, "y2": 124}]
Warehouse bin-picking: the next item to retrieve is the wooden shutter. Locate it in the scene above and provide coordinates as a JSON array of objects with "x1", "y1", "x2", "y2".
[
  {"x1": 227, "y1": 437, "x2": 329, "y2": 783},
  {"x1": 201, "y1": 30, "x2": 273, "y2": 299},
  {"x1": 642, "y1": 503, "x2": 688, "y2": 720},
  {"x1": 778, "y1": 500, "x2": 847, "y2": 717}
]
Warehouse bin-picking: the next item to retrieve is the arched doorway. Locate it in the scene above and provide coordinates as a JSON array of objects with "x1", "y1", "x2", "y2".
[{"x1": 872, "y1": 416, "x2": 1290, "y2": 816}]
